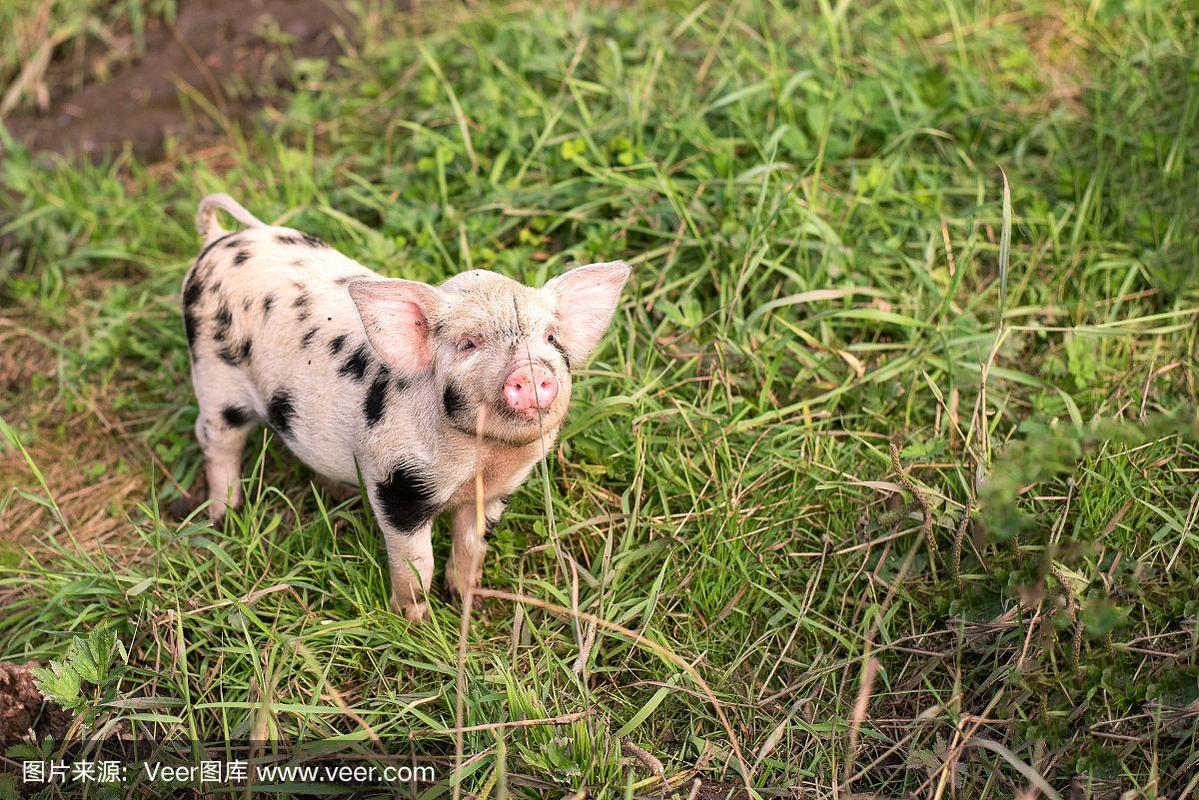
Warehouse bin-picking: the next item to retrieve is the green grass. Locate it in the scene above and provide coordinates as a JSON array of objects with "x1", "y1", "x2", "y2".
[{"x1": 2, "y1": 0, "x2": 1199, "y2": 796}]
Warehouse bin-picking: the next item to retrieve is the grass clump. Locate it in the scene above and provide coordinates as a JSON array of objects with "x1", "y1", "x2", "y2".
[{"x1": 2, "y1": 0, "x2": 1199, "y2": 796}]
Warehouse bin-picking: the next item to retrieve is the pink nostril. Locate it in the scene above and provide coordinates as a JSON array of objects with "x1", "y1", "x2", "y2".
[
  {"x1": 535, "y1": 376, "x2": 558, "y2": 407},
  {"x1": 503, "y1": 380, "x2": 526, "y2": 409}
]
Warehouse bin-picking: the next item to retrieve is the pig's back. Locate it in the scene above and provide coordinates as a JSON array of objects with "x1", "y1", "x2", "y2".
[{"x1": 183, "y1": 225, "x2": 386, "y2": 484}]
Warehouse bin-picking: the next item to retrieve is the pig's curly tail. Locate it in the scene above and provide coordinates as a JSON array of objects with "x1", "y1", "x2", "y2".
[{"x1": 196, "y1": 193, "x2": 267, "y2": 244}]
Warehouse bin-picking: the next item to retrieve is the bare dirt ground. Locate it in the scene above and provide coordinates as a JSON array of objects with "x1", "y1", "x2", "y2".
[
  {"x1": 0, "y1": 661, "x2": 70, "y2": 743},
  {"x1": 3, "y1": 0, "x2": 348, "y2": 160}
]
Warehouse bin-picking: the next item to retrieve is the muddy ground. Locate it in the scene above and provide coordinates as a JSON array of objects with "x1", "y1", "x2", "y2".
[
  {"x1": 3, "y1": 0, "x2": 349, "y2": 160},
  {"x1": 0, "y1": 662, "x2": 70, "y2": 744}
]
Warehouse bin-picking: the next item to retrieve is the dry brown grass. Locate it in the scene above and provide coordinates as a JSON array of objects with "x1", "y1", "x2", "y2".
[
  {"x1": 1022, "y1": 7, "x2": 1088, "y2": 115},
  {"x1": 0, "y1": 310, "x2": 149, "y2": 555}
]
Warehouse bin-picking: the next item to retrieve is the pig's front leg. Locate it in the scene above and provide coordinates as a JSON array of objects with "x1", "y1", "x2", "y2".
[
  {"x1": 381, "y1": 523, "x2": 435, "y2": 622},
  {"x1": 369, "y1": 463, "x2": 440, "y2": 621},
  {"x1": 446, "y1": 497, "x2": 507, "y2": 599}
]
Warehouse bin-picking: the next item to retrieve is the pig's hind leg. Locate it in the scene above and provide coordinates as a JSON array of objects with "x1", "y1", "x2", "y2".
[{"x1": 191, "y1": 370, "x2": 259, "y2": 522}]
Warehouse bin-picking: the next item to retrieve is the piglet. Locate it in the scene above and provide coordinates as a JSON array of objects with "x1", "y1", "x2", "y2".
[{"x1": 181, "y1": 194, "x2": 630, "y2": 620}]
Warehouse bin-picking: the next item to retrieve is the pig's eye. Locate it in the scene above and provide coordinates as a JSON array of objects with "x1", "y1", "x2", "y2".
[
  {"x1": 546, "y1": 332, "x2": 558, "y2": 346},
  {"x1": 457, "y1": 337, "x2": 481, "y2": 353}
]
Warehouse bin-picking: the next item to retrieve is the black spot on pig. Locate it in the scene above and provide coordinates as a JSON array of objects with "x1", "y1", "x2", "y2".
[
  {"x1": 374, "y1": 463, "x2": 438, "y2": 532},
  {"x1": 328, "y1": 334, "x2": 347, "y2": 356},
  {"x1": 263, "y1": 294, "x2": 276, "y2": 316},
  {"x1": 334, "y1": 276, "x2": 352, "y2": 286},
  {"x1": 394, "y1": 373, "x2": 413, "y2": 394},
  {"x1": 208, "y1": 280, "x2": 223, "y2": 297},
  {"x1": 300, "y1": 327, "x2": 319, "y2": 349},
  {"x1": 338, "y1": 344, "x2": 370, "y2": 382},
  {"x1": 218, "y1": 338, "x2": 252, "y2": 367},
  {"x1": 268, "y1": 390, "x2": 296, "y2": 436},
  {"x1": 291, "y1": 260, "x2": 305, "y2": 268},
  {"x1": 213, "y1": 302, "x2": 233, "y2": 342},
  {"x1": 182, "y1": 274, "x2": 204, "y2": 309},
  {"x1": 276, "y1": 234, "x2": 301, "y2": 246},
  {"x1": 363, "y1": 366, "x2": 391, "y2": 428},
  {"x1": 293, "y1": 291, "x2": 311, "y2": 320},
  {"x1": 221, "y1": 405, "x2": 254, "y2": 427},
  {"x1": 184, "y1": 309, "x2": 199, "y2": 352},
  {"x1": 223, "y1": 237, "x2": 242, "y2": 249},
  {"x1": 242, "y1": 298, "x2": 253, "y2": 313},
  {"x1": 300, "y1": 233, "x2": 325, "y2": 248},
  {"x1": 233, "y1": 250, "x2": 251, "y2": 267},
  {"x1": 442, "y1": 383, "x2": 466, "y2": 419}
]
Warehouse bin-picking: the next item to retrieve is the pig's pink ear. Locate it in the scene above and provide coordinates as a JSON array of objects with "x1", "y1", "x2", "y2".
[
  {"x1": 543, "y1": 261, "x2": 632, "y2": 365},
  {"x1": 348, "y1": 279, "x2": 446, "y2": 373}
]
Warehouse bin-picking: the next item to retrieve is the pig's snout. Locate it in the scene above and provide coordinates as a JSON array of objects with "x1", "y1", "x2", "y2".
[{"x1": 503, "y1": 365, "x2": 558, "y2": 417}]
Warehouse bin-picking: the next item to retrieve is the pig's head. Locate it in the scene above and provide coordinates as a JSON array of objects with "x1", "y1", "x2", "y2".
[{"x1": 348, "y1": 261, "x2": 630, "y2": 445}]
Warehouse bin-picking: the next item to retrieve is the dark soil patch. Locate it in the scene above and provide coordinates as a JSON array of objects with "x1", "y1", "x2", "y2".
[
  {"x1": 3, "y1": 0, "x2": 348, "y2": 160},
  {"x1": 0, "y1": 662, "x2": 71, "y2": 744}
]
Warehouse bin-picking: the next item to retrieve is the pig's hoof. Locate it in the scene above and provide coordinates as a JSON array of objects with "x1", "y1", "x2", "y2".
[
  {"x1": 445, "y1": 557, "x2": 483, "y2": 599},
  {"x1": 391, "y1": 593, "x2": 429, "y2": 623},
  {"x1": 445, "y1": 573, "x2": 481, "y2": 600},
  {"x1": 167, "y1": 474, "x2": 207, "y2": 521},
  {"x1": 167, "y1": 493, "x2": 203, "y2": 521}
]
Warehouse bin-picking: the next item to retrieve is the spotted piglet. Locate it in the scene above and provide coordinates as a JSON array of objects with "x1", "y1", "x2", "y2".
[{"x1": 181, "y1": 194, "x2": 630, "y2": 620}]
